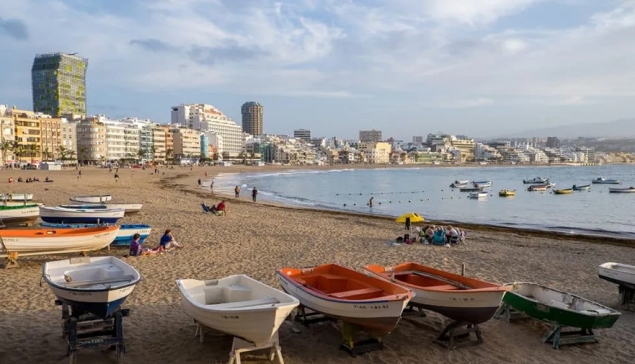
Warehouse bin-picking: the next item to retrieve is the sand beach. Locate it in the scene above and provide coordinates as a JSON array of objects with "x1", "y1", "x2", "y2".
[{"x1": 0, "y1": 165, "x2": 634, "y2": 364}]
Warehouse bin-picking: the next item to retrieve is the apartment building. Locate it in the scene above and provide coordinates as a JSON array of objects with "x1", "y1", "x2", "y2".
[
  {"x1": 0, "y1": 105, "x2": 16, "y2": 163},
  {"x1": 8, "y1": 108, "x2": 42, "y2": 163},
  {"x1": 171, "y1": 127, "x2": 201, "y2": 158},
  {"x1": 76, "y1": 116, "x2": 107, "y2": 163},
  {"x1": 293, "y1": 129, "x2": 311, "y2": 142},
  {"x1": 359, "y1": 130, "x2": 382, "y2": 142},
  {"x1": 359, "y1": 141, "x2": 392, "y2": 164},
  {"x1": 60, "y1": 120, "x2": 78, "y2": 161},
  {"x1": 152, "y1": 125, "x2": 166, "y2": 163},
  {"x1": 162, "y1": 125, "x2": 174, "y2": 159},
  {"x1": 40, "y1": 116, "x2": 62, "y2": 161}
]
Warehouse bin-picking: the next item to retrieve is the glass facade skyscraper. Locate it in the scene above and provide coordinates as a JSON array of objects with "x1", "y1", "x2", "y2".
[{"x1": 31, "y1": 53, "x2": 88, "y2": 117}]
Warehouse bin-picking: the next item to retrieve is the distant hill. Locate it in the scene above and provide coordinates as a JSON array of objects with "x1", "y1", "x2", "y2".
[{"x1": 497, "y1": 118, "x2": 635, "y2": 139}]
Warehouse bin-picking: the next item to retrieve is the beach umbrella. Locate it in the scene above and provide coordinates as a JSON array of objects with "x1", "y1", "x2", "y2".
[{"x1": 395, "y1": 212, "x2": 424, "y2": 223}]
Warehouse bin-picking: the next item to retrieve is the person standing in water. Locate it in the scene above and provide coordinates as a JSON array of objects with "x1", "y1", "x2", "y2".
[
  {"x1": 369, "y1": 197, "x2": 374, "y2": 207},
  {"x1": 235, "y1": 185, "x2": 240, "y2": 198},
  {"x1": 210, "y1": 181, "x2": 214, "y2": 193},
  {"x1": 252, "y1": 187, "x2": 258, "y2": 202}
]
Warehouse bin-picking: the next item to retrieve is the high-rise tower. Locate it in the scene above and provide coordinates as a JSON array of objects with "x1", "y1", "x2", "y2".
[
  {"x1": 31, "y1": 53, "x2": 88, "y2": 117},
  {"x1": 241, "y1": 101, "x2": 263, "y2": 136}
]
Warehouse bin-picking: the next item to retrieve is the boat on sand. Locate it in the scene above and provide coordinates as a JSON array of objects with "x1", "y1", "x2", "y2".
[
  {"x1": 67, "y1": 200, "x2": 143, "y2": 214},
  {"x1": 176, "y1": 275, "x2": 299, "y2": 346},
  {"x1": 364, "y1": 262, "x2": 508, "y2": 324},
  {"x1": 42, "y1": 256, "x2": 140, "y2": 318},
  {"x1": 72, "y1": 195, "x2": 113, "y2": 203},
  {"x1": 598, "y1": 262, "x2": 635, "y2": 288},
  {"x1": 0, "y1": 204, "x2": 40, "y2": 224},
  {"x1": 0, "y1": 193, "x2": 33, "y2": 201},
  {"x1": 39, "y1": 206, "x2": 125, "y2": 224},
  {"x1": 276, "y1": 264, "x2": 412, "y2": 336},
  {"x1": 39, "y1": 222, "x2": 151, "y2": 246}
]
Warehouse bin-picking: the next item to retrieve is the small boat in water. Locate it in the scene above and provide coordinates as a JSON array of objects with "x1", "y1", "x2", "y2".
[
  {"x1": 592, "y1": 177, "x2": 620, "y2": 185},
  {"x1": 0, "y1": 226, "x2": 120, "y2": 258},
  {"x1": 598, "y1": 262, "x2": 635, "y2": 288},
  {"x1": 460, "y1": 187, "x2": 483, "y2": 192},
  {"x1": 0, "y1": 204, "x2": 40, "y2": 224},
  {"x1": 66, "y1": 201, "x2": 143, "y2": 214},
  {"x1": 473, "y1": 181, "x2": 492, "y2": 188},
  {"x1": 0, "y1": 193, "x2": 33, "y2": 201},
  {"x1": 39, "y1": 206, "x2": 125, "y2": 224},
  {"x1": 276, "y1": 264, "x2": 412, "y2": 337},
  {"x1": 572, "y1": 184, "x2": 591, "y2": 191},
  {"x1": 528, "y1": 185, "x2": 548, "y2": 192},
  {"x1": 72, "y1": 195, "x2": 113, "y2": 203},
  {"x1": 39, "y1": 222, "x2": 152, "y2": 246},
  {"x1": 501, "y1": 282, "x2": 621, "y2": 329},
  {"x1": 450, "y1": 180, "x2": 469, "y2": 188},
  {"x1": 469, "y1": 191, "x2": 488, "y2": 199},
  {"x1": 609, "y1": 187, "x2": 635, "y2": 193},
  {"x1": 42, "y1": 256, "x2": 141, "y2": 318},
  {"x1": 364, "y1": 263, "x2": 508, "y2": 325},
  {"x1": 553, "y1": 188, "x2": 573, "y2": 195},
  {"x1": 176, "y1": 275, "x2": 299, "y2": 346},
  {"x1": 523, "y1": 177, "x2": 549, "y2": 184},
  {"x1": 499, "y1": 189, "x2": 516, "y2": 197}
]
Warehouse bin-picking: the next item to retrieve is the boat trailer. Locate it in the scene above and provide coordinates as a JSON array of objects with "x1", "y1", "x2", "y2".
[{"x1": 56, "y1": 300, "x2": 128, "y2": 363}]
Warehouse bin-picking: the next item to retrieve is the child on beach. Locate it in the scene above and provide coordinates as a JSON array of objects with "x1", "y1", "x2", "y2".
[
  {"x1": 129, "y1": 233, "x2": 159, "y2": 256},
  {"x1": 158, "y1": 229, "x2": 183, "y2": 252}
]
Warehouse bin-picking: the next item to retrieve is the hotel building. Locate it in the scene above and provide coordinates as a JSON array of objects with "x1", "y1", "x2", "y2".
[
  {"x1": 171, "y1": 127, "x2": 201, "y2": 158},
  {"x1": 31, "y1": 53, "x2": 88, "y2": 117},
  {"x1": 76, "y1": 116, "x2": 107, "y2": 163}
]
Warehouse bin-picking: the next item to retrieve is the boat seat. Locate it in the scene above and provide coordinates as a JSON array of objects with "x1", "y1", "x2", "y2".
[
  {"x1": 550, "y1": 300, "x2": 571, "y2": 310},
  {"x1": 426, "y1": 284, "x2": 459, "y2": 290},
  {"x1": 209, "y1": 297, "x2": 279, "y2": 309},
  {"x1": 329, "y1": 287, "x2": 383, "y2": 299}
]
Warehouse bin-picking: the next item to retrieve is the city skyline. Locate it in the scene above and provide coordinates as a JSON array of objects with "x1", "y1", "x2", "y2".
[{"x1": 1, "y1": 1, "x2": 635, "y2": 139}]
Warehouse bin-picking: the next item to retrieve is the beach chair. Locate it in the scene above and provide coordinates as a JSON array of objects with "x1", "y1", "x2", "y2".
[
  {"x1": 201, "y1": 203, "x2": 212, "y2": 214},
  {"x1": 432, "y1": 230, "x2": 446, "y2": 246}
]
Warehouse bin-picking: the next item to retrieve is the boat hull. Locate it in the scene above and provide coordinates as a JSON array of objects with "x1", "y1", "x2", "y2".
[
  {"x1": 68, "y1": 200, "x2": 142, "y2": 214},
  {"x1": 38, "y1": 223, "x2": 151, "y2": 246},
  {"x1": 277, "y1": 272, "x2": 409, "y2": 337},
  {"x1": 502, "y1": 283, "x2": 620, "y2": 329},
  {"x1": 42, "y1": 256, "x2": 139, "y2": 318},
  {"x1": 0, "y1": 193, "x2": 34, "y2": 201},
  {"x1": 609, "y1": 188, "x2": 635, "y2": 193},
  {"x1": 0, "y1": 205, "x2": 40, "y2": 224},
  {"x1": 39, "y1": 206, "x2": 125, "y2": 224},
  {"x1": 572, "y1": 185, "x2": 591, "y2": 191},
  {"x1": 0, "y1": 226, "x2": 120, "y2": 257},
  {"x1": 598, "y1": 262, "x2": 635, "y2": 289},
  {"x1": 553, "y1": 189, "x2": 573, "y2": 195},
  {"x1": 72, "y1": 195, "x2": 113, "y2": 203}
]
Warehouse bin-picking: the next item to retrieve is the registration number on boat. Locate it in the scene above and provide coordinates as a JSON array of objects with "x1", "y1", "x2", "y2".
[
  {"x1": 221, "y1": 315, "x2": 240, "y2": 319},
  {"x1": 448, "y1": 297, "x2": 475, "y2": 302},
  {"x1": 353, "y1": 305, "x2": 389, "y2": 310}
]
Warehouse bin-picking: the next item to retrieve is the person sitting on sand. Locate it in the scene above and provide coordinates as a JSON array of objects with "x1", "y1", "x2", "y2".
[
  {"x1": 216, "y1": 200, "x2": 227, "y2": 216},
  {"x1": 158, "y1": 229, "x2": 183, "y2": 252},
  {"x1": 129, "y1": 233, "x2": 144, "y2": 256}
]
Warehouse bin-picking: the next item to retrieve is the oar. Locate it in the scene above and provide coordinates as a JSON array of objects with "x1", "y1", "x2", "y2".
[{"x1": 64, "y1": 275, "x2": 136, "y2": 288}]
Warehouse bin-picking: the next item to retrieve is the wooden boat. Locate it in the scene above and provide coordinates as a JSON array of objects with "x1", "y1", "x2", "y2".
[
  {"x1": 501, "y1": 282, "x2": 620, "y2": 329},
  {"x1": 498, "y1": 189, "x2": 516, "y2": 197},
  {"x1": 42, "y1": 256, "x2": 140, "y2": 318},
  {"x1": 523, "y1": 177, "x2": 549, "y2": 184},
  {"x1": 0, "y1": 204, "x2": 40, "y2": 224},
  {"x1": 450, "y1": 180, "x2": 469, "y2": 188},
  {"x1": 0, "y1": 226, "x2": 120, "y2": 258},
  {"x1": 553, "y1": 188, "x2": 573, "y2": 195},
  {"x1": 39, "y1": 222, "x2": 151, "y2": 246},
  {"x1": 364, "y1": 263, "x2": 509, "y2": 324},
  {"x1": 72, "y1": 195, "x2": 113, "y2": 203},
  {"x1": 176, "y1": 275, "x2": 299, "y2": 346},
  {"x1": 572, "y1": 184, "x2": 591, "y2": 191},
  {"x1": 39, "y1": 206, "x2": 125, "y2": 224},
  {"x1": 0, "y1": 193, "x2": 34, "y2": 201},
  {"x1": 469, "y1": 192, "x2": 488, "y2": 199},
  {"x1": 276, "y1": 264, "x2": 412, "y2": 336},
  {"x1": 473, "y1": 181, "x2": 492, "y2": 188},
  {"x1": 609, "y1": 187, "x2": 635, "y2": 193},
  {"x1": 67, "y1": 200, "x2": 143, "y2": 214},
  {"x1": 592, "y1": 177, "x2": 620, "y2": 184},
  {"x1": 0, "y1": 200, "x2": 43, "y2": 207},
  {"x1": 598, "y1": 262, "x2": 635, "y2": 288},
  {"x1": 528, "y1": 185, "x2": 548, "y2": 192},
  {"x1": 459, "y1": 187, "x2": 483, "y2": 192}
]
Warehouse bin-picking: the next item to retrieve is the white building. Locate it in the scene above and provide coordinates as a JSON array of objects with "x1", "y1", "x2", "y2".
[{"x1": 171, "y1": 103, "x2": 244, "y2": 155}]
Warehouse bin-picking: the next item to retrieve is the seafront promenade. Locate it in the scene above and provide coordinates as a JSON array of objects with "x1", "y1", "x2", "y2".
[{"x1": 0, "y1": 166, "x2": 633, "y2": 364}]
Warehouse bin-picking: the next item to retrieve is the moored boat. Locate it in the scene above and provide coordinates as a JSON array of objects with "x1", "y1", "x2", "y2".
[
  {"x1": 501, "y1": 282, "x2": 620, "y2": 329},
  {"x1": 0, "y1": 226, "x2": 120, "y2": 258},
  {"x1": 72, "y1": 195, "x2": 113, "y2": 203},
  {"x1": 39, "y1": 222, "x2": 151, "y2": 246},
  {"x1": 553, "y1": 188, "x2": 573, "y2": 195},
  {"x1": 499, "y1": 189, "x2": 516, "y2": 197},
  {"x1": 364, "y1": 263, "x2": 508, "y2": 325},
  {"x1": 592, "y1": 177, "x2": 620, "y2": 185},
  {"x1": 276, "y1": 264, "x2": 412, "y2": 337},
  {"x1": 460, "y1": 187, "x2": 483, "y2": 192},
  {"x1": 523, "y1": 177, "x2": 549, "y2": 184},
  {"x1": 68, "y1": 200, "x2": 142, "y2": 214},
  {"x1": 176, "y1": 275, "x2": 299, "y2": 346},
  {"x1": 598, "y1": 262, "x2": 635, "y2": 288},
  {"x1": 473, "y1": 181, "x2": 492, "y2": 188},
  {"x1": 39, "y1": 206, "x2": 125, "y2": 224},
  {"x1": 0, "y1": 193, "x2": 34, "y2": 201},
  {"x1": 469, "y1": 191, "x2": 488, "y2": 199},
  {"x1": 42, "y1": 256, "x2": 140, "y2": 318},
  {"x1": 0, "y1": 204, "x2": 40, "y2": 224},
  {"x1": 450, "y1": 180, "x2": 469, "y2": 188},
  {"x1": 528, "y1": 185, "x2": 548, "y2": 192},
  {"x1": 609, "y1": 187, "x2": 635, "y2": 193},
  {"x1": 572, "y1": 184, "x2": 591, "y2": 191}
]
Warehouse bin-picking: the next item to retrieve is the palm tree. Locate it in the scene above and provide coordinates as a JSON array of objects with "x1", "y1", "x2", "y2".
[
  {"x1": 0, "y1": 140, "x2": 12, "y2": 166},
  {"x1": 57, "y1": 146, "x2": 68, "y2": 161},
  {"x1": 166, "y1": 148, "x2": 174, "y2": 165},
  {"x1": 67, "y1": 150, "x2": 76, "y2": 163},
  {"x1": 42, "y1": 147, "x2": 51, "y2": 161},
  {"x1": 137, "y1": 149, "x2": 147, "y2": 163},
  {"x1": 27, "y1": 144, "x2": 40, "y2": 164}
]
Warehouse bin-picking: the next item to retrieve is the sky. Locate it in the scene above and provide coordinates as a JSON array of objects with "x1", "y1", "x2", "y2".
[{"x1": 1, "y1": 0, "x2": 635, "y2": 139}]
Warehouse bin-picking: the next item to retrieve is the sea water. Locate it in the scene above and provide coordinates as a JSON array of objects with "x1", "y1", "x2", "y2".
[{"x1": 212, "y1": 165, "x2": 635, "y2": 238}]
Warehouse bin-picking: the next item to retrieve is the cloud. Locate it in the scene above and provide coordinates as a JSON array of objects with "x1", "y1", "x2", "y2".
[
  {"x1": 0, "y1": 17, "x2": 28, "y2": 40},
  {"x1": 188, "y1": 43, "x2": 269, "y2": 65},
  {"x1": 129, "y1": 38, "x2": 176, "y2": 52}
]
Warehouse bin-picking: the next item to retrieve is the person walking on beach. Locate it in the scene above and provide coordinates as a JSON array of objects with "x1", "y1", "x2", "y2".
[
  {"x1": 252, "y1": 187, "x2": 258, "y2": 202},
  {"x1": 210, "y1": 181, "x2": 214, "y2": 194},
  {"x1": 235, "y1": 185, "x2": 240, "y2": 198},
  {"x1": 369, "y1": 197, "x2": 374, "y2": 208},
  {"x1": 198, "y1": 178, "x2": 201, "y2": 187},
  {"x1": 405, "y1": 217, "x2": 411, "y2": 231},
  {"x1": 114, "y1": 173, "x2": 119, "y2": 182}
]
